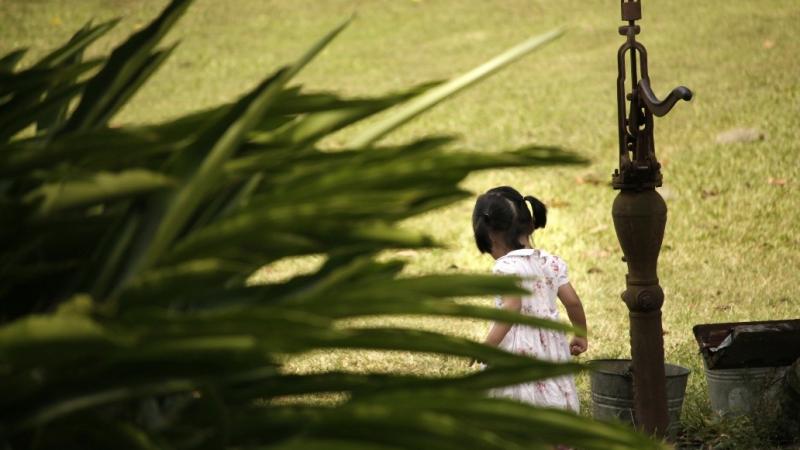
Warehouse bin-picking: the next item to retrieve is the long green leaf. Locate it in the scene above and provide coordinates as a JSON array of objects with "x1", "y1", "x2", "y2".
[
  {"x1": 0, "y1": 127, "x2": 179, "y2": 177},
  {"x1": 112, "y1": 20, "x2": 352, "y2": 294},
  {"x1": 263, "y1": 83, "x2": 437, "y2": 148},
  {"x1": 93, "y1": 43, "x2": 179, "y2": 127},
  {"x1": 0, "y1": 336, "x2": 273, "y2": 407},
  {"x1": 365, "y1": 393, "x2": 664, "y2": 450},
  {"x1": 63, "y1": 0, "x2": 193, "y2": 132},
  {"x1": 0, "y1": 60, "x2": 103, "y2": 144},
  {"x1": 389, "y1": 393, "x2": 666, "y2": 449},
  {"x1": 233, "y1": 403, "x2": 538, "y2": 450},
  {"x1": 86, "y1": 209, "x2": 143, "y2": 299},
  {"x1": 0, "y1": 59, "x2": 102, "y2": 98},
  {"x1": 33, "y1": 19, "x2": 119, "y2": 69},
  {"x1": 228, "y1": 361, "x2": 581, "y2": 402},
  {"x1": 0, "y1": 82, "x2": 85, "y2": 141},
  {"x1": 0, "y1": 48, "x2": 27, "y2": 73},
  {"x1": 11, "y1": 378, "x2": 197, "y2": 432},
  {"x1": 116, "y1": 258, "x2": 248, "y2": 307},
  {"x1": 36, "y1": 63, "x2": 85, "y2": 136},
  {"x1": 308, "y1": 298, "x2": 578, "y2": 335},
  {"x1": 293, "y1": 327, "x2": 543, "y2": 366},
  {"x1": 0, "y1": 305, "x2": 118, "y2": 367},
  {"x1": 183, "y1": 172, "x2": 263, "y2": 232},
  {"x1": 23, "y1": 169, "x2": 175, "y2": 218},
  {"x1": 347, "y1": 27, "x2": 564, "y2": 148},
  {"x1": 162, "y1": 217, "x2": 436, "y2": 267}
]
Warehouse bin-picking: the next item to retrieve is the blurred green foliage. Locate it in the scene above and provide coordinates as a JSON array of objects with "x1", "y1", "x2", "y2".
[{"x1": 0, "y1": 0, "x2": 662, "y2": 448}]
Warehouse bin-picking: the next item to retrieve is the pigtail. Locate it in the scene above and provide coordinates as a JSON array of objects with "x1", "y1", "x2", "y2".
[
  {"x1": 524, "y1": 195, "x2": 548, "y2": 229},
  {"x1": 472, "y1": 209, "x2": 493, "y2": 254}
]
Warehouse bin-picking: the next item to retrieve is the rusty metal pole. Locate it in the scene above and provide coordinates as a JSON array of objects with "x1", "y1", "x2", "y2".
[{"x1": 612, "y1": 0, "x2": 692, "y2": 437}]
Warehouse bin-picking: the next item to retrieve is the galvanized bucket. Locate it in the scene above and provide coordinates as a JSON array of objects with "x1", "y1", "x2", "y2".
[
  {"x1": 590, "y1": 359, "x2": 690, "y2": 439},
  {"x1": 704, "y1": 364, "x2": 787, "y2": 415}
]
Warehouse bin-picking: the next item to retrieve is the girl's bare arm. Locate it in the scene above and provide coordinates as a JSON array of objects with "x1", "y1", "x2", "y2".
[
  {"x1": 483, "y1": 296, "x2": 522, "y2": 346},
  {"x1": 557, "y1": 282, "x2": 589, "y2": 355}
]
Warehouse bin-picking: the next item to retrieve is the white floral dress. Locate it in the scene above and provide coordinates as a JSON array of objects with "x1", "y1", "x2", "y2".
[{"x1": 488, "y1": 248, "x2": 579, "y2": 412}]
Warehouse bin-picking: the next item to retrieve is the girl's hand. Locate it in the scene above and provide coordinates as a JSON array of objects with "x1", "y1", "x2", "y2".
[{"x1": 569, "y1": 336, "x2": 588, "y2": 355}]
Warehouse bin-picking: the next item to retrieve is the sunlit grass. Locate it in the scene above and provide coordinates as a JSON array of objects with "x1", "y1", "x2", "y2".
[{"x1": 3, "y1": 0, "x2": 798, "y2": 446}]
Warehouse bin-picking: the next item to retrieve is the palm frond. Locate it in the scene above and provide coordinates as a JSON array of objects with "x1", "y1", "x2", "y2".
[{"x1": 0, "y1": 2, "x2": 661, "y2": 448}]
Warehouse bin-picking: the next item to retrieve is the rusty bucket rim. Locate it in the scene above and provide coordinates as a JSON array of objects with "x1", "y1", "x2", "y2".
[{"x1": 589, "y1": 358, "x2": 691, "y2": 378}]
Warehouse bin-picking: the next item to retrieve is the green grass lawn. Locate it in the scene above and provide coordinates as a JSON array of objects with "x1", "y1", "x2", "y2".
[{"x1": 3, "y1": 0, "x2": 798, "y2": 447}]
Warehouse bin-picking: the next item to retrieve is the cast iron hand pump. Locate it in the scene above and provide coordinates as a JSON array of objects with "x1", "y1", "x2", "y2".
[
  {"x1": 614, "y1": 0, "x2": 692, "y2": 189},
  {"x1": 611, "y1": 0, "x2": 692, "y2": 437}
]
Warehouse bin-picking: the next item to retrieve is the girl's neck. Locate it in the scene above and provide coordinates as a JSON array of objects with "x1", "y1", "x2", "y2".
[{"x1": 490, "y1": 235, "x2": 533, "y2": 260}]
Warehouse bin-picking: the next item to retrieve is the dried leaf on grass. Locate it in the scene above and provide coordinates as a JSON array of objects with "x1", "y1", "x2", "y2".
[
  {"x1": 547, "y1": 197, "x2": 571, "y2": 208},
  {"x1": 715, "y1": 127, "x2": 765, "y2": 144},
  {"x1": 575, "y1": 173, "x2": 605, "y2": 186}
]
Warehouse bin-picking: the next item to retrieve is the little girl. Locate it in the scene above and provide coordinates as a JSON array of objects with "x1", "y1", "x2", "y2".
[{"x1": 472, "y1": 186, "x2": 588, "y2": 412}]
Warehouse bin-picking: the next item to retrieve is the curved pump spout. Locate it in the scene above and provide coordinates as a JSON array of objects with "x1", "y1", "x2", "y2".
[{"x1": 638, "y1": 79, "x2": 692, "y2": 118}]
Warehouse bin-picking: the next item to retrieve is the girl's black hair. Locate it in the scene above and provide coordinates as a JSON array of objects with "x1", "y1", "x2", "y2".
[{"x1": 472, "y1": 186, "x2": 548, "y2": 254}]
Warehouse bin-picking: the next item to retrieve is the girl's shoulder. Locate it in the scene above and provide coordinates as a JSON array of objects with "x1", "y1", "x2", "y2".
[
  {"x1": 493, "y1": 248, "x2": 534, "y2": 275},
  {"x1": 493, "y1": 248, "x2": 568, "y2": 273},
  {"x1": 536, "y1": 249, "x2": 570, "y2": 285},
  {"x1": 493, "y1": 248, "x2": 565, "y2": 274}
]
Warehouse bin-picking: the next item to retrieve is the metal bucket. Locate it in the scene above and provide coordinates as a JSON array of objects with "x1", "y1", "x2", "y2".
[
  {"x1": 704, "y1": 365, "x2": 787, "y2": 415},
  {"x1": 590, "y1": 359, "x2": 690, "y2": 439}
]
